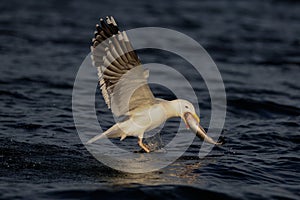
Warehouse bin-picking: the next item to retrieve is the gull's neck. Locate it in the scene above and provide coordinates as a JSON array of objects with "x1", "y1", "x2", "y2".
[{"x1": 162, "y1": 100, "x2": 182, "y2": 119}]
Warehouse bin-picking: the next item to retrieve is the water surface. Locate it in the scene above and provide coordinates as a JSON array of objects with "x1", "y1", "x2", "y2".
[{"x1": 1, "y1": 0, "x2": 299, "y2": 199}]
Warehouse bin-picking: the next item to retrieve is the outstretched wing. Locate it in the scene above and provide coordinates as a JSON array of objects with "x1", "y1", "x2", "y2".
[{"x1": 91, "y1": 16, "x2": 156, "y2": 117}]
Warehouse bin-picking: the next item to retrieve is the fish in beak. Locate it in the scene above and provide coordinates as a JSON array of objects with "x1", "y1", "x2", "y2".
[{"x1": 184, "y1": 112, "x2": 223, "y2": 145}]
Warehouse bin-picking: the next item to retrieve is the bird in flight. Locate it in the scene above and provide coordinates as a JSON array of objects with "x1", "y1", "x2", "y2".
[{"x1": 86, "y1": 16, "x2": 222, "y2": 152}]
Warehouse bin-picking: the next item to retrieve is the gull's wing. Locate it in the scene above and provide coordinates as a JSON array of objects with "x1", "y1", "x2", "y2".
[{"x1": 91, "y1": 16, "x2": 156, "y2": 117}]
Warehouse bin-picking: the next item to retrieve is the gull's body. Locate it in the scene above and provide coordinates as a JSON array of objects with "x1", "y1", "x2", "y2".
[
  {"x1": 87, "y1": 98, "x2": 197, "y2": 152},
  {"x1": 86, "y1": 16, "x2": 222, "y2": 152}
]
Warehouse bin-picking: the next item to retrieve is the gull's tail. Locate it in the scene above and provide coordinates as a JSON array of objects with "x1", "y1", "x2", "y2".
[{"x1": 86, "y1": 123, "x2": 126, "y2": 144}]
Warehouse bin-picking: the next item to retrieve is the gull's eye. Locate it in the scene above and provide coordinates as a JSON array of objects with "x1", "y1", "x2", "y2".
[{"x1": 185, "y1": 105, "x2": 189, "y2": 109}]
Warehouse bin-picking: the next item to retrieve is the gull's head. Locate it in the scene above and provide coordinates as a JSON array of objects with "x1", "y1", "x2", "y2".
[{"x1": 174, "y1": 99, "x2": 200, "y2": 128}]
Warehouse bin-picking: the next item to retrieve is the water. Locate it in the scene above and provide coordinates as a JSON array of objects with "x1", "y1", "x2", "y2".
[{"x1": 1, "y1": 0, "x2": 300, "y2": 199}]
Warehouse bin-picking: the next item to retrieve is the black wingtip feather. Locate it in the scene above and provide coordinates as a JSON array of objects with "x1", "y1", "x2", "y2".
[{"x1": 92, "y1": 16, "x2": 120, "y2": 47}]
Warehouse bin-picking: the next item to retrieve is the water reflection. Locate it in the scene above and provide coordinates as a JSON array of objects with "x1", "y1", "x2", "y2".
[{"x1": 98, "y1": 159, "x2": 207, "y2": 187}]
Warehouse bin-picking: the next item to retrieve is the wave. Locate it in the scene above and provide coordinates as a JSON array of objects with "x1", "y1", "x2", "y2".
[
  {"x1": 0, "y1": 90, "x2": 32, "y2": 100},
  {"x1": 43, "y1": 185, "x2": 237, "y2": 200},
  {"x1": 228, "y1": 97, "x2": 300, "y2": 116}
]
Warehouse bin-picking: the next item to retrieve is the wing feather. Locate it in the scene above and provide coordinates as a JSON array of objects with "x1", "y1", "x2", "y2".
[{"x1": 91, "y1": 16, "x2": 156, "y2": 116}]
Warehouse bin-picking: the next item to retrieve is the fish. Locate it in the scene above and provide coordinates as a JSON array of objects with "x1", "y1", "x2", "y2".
[{"x1": 185, "y1": 112, "x2": 223, "y2": 145}]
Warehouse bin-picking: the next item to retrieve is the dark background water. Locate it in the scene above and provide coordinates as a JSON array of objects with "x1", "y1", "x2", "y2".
[{"x1": 1, "y1": 0, "x2": 300, "y2": 199}]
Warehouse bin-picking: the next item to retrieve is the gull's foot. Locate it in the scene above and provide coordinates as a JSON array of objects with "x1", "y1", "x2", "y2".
[
  {"x1": 138, "y1": 138, "x2": 151, "y2": 153},
  {"x1": 134, "y1": 148, "x2": 149, "y2": 153}
]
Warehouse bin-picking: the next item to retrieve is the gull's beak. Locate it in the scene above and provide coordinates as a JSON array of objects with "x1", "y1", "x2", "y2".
[{"x1": 184, "y1": 112, "x2": 223, "y2": 145}]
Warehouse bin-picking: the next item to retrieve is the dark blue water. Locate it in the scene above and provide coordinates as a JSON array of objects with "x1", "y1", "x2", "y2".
[{"x1": 1, "y1": 0, "x2": 300, "y2": 199}]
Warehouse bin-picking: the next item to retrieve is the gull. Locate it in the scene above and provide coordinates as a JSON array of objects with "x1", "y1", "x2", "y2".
[{"x1": 86, "y1": 16, "x2": 222, "y2": 152}]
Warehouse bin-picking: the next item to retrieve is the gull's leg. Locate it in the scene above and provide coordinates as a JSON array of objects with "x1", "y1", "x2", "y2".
[{"x1": 138, "y1": 137, "x2": 150, "y2": 153}]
